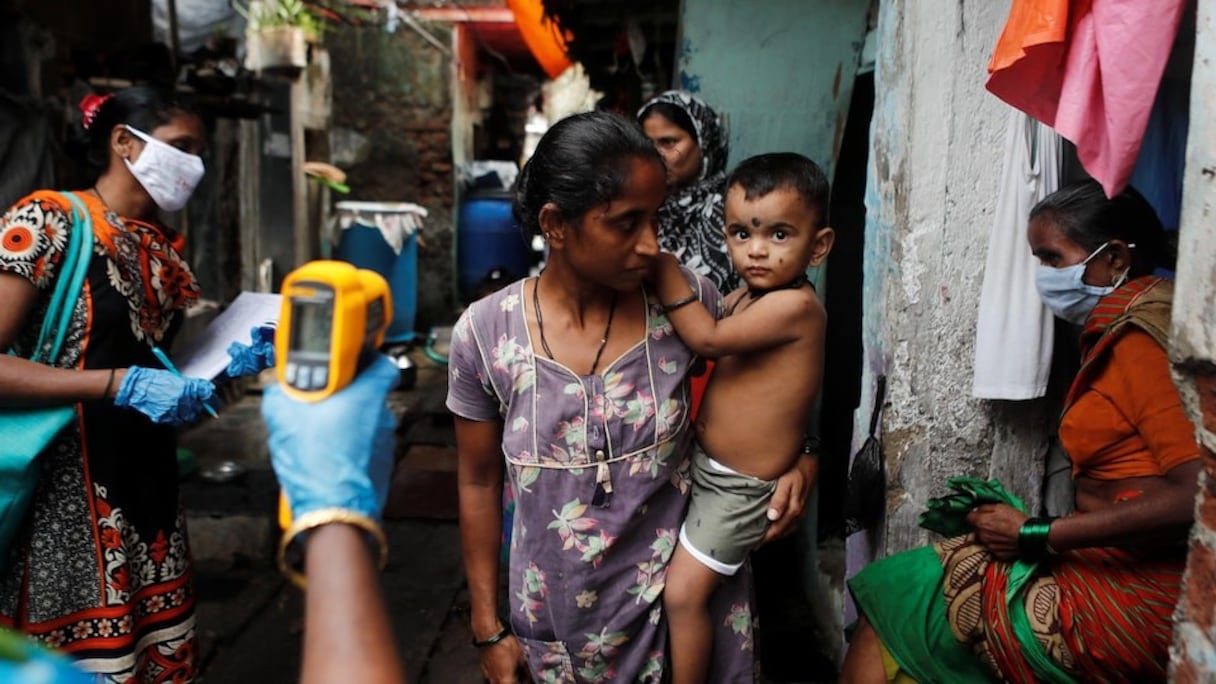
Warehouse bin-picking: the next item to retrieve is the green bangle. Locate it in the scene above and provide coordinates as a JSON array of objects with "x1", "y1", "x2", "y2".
[{"x1": 1018, "y1": 516, "x2": 1056, "y2": 560}]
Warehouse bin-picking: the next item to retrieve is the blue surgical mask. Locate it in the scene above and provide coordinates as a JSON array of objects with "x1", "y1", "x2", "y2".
[{"x1": 1034, "y1": 241, "x2": 1129, "y2": 325}]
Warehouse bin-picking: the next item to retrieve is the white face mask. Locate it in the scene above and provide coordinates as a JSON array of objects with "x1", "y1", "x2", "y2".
[
  {"x1": 123, "y1": 125, "x2": 205, "y2": 212},
  {"x1": 1034, "y1": 241, "x2": 1131, "y2": 325}
]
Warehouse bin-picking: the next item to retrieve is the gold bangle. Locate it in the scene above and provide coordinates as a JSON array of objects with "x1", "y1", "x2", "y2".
[{"x1": 277, "y1": 507, "x2": 389, "y2": 589}]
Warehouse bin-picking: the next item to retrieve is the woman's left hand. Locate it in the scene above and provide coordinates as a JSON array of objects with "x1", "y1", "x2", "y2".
[
  {"x1": 967, "y1": 504, "x2": 1029, "y2": 561},
  {"x1": 761, "y1": 454, "x2": 816, "y2": 543},
  {"x1": 226, "y1": 325, "x2": 276, "y2": 378}
]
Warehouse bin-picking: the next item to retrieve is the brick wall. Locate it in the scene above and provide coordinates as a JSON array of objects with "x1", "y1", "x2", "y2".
[
  {"x1": 325, "y1": 20, "x2": 456, "y2": 334},
  {"x1": 1171, "y1": 369, "x2": 1216, "y2": 682}
]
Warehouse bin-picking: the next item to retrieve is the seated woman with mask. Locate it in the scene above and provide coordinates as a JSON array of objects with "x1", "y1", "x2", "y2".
[{"x1": 840, "y1": 181, "x2": 1200, "y2": 684}]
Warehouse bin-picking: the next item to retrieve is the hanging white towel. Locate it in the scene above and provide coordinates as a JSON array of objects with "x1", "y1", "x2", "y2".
[{"x1": 972, "y1": 111, "x2": 1061, "y2": 400}]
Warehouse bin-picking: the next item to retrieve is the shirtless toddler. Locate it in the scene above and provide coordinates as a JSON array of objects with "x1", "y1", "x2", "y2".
[{"x1": 654, "y1": 152, "x2": 835, "y2": 684}]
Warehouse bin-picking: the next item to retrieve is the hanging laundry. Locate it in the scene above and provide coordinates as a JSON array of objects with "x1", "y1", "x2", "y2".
[
  {"x1": 1129, "y1": 59, "x2": 1191, "y2": 233},
  {"x1": 986, "y1": 0, "x2": 1187, "y2": 198},
  {"x1": 973, "y1": 110, "x2": 1061, "y2": 400}
]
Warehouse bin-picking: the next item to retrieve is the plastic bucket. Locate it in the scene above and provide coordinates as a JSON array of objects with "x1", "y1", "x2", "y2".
[
  {"x1": 457, "y1": 191, "x2": 531, "y2": 301},
  {"x1": 333, "y1": 201, "x2": 425, "y2": 344}
]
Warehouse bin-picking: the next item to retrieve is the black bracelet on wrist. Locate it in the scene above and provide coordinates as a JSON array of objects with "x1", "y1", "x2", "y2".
[
  {"x1": 101, "y1": 368, "x2": 117, "y2": 400},
  {"x1": 471, "y1": 624, "x2": 510, "y2": 648},
  {"x1": 661, "y1": 293, "x2": 698, "y2": 314}
]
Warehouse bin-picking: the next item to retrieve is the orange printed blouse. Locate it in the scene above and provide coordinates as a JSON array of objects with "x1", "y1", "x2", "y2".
[{"x1": 1060, "y1": 328, "x2": 1198, "y2": 480}]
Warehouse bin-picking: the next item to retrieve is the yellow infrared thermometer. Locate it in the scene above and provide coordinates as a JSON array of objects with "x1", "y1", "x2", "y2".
[
  {"x1": 274, "y1": 260, "x2": 392, "y2": 402},
  {"x1": 274, "y1": 260, "x2": 392, "y2": 528}
]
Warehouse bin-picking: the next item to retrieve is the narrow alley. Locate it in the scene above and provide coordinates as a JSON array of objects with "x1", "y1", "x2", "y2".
[
  {"x1": 182, "y1": 348, "x2": 484, "y2": 683},
  {"x1": 1, "y1": 0, "x2": 1215, "y2": 681}
]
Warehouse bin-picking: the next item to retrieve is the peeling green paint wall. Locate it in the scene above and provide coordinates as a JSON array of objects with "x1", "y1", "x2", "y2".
[
  {"x1": 676, "y1": 0, "x2": 870, "y2": 179},
  {"x1": 676, "y1": 0, "x2": 872, "y2": 666}
]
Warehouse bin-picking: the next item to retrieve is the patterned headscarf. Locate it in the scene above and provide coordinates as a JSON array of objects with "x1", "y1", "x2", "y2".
[{"x1": 639, "y1": 91, "x2": 734, "y2": 292}]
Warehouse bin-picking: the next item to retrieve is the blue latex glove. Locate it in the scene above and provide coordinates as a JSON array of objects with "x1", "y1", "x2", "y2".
[
  {"x1": 262, "y1": 355, "x2": 400, "y2": 522},
  {"x1": 0, "y1": 628, "x2": 91, "y2": 683},
  {"x1": 114, "y1": 366, "x2": 217, "y2": 425},
  {"x1": 226, "y1": 325, "x2": 276, "y2": 377}
]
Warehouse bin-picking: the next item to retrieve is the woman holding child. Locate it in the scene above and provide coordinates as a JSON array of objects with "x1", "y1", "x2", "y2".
[
  {"x1": 448, "y1": 112, "x2": 816, "y2": 682},
  {"x1": 841, "y1": 181, "x2": 1200, "y2": 683}
]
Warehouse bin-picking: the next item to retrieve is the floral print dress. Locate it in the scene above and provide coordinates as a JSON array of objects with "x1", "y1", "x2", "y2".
[
  {"x1": 0, "y1": 191, "x2": 200, "y2": 683},
  {"x1": 447, "y1": 272, "x2": 756, "y2": 683}
]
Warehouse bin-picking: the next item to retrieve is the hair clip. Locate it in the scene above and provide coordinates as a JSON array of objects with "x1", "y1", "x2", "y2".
[{"x1": 80, "y1": 93, "x2": 114, "y2": 131}]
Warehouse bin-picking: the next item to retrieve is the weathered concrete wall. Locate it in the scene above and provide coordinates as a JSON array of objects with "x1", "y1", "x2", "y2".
[
  {"x1": 1169, "y1": 1, "x2": 1216, "y2": 678},
  {"x1": 327, "y1": 21, "x2": 456, "y2": 333},
  {"x1": 852, "y1": 0, "x2": 1054, "y2": 579}
]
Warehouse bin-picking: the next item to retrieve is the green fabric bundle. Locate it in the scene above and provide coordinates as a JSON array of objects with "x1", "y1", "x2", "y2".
[
  {"x1": 918, "y1": 476, "x2": 1027, "y2": 537},
  {"x1": 919, "y1": 477, "x2": 1078, "y2": 684}
]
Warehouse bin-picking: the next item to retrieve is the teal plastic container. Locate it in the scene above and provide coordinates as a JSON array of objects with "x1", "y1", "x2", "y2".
[{"x1": 333, "y1": 202, "x2": 423, "y2": 344}]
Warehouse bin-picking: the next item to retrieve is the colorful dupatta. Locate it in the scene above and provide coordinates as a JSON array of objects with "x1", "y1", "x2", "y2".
[{"x1": 1065, "y1": 275, "x2": 1172, "y2": 411}]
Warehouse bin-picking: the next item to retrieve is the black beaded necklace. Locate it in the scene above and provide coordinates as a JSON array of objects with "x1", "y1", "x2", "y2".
[
  {"x1": 532, "y1": 276, "x2": 618, "y2": 376},
  {"x1": 728, "y1": 275, "x2": 809, "y2": 315}
]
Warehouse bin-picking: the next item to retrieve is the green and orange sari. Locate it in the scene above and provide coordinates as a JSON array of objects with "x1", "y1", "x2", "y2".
[{"x1": 849, "y1": 277, "x2": 1192, "y2": 683}]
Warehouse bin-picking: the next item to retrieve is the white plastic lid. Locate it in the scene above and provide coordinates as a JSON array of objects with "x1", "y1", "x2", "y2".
[{"x1": 334, "y1": 201, "x2": 428, "y2": 215}]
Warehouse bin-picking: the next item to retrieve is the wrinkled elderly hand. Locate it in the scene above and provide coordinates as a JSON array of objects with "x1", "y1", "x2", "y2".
[
  {"x1": 966, "y1": 503, "x2": 1029, "y2": 561},
  {"x1": 226, "y1": 325, "x2": 276, "y2": 378},
  {"x1": 113, "y1": 366, "x2": 216, "y2": 425},
  {"x1": 261, "y1": 355, "x2": 400, "y2": 522}
]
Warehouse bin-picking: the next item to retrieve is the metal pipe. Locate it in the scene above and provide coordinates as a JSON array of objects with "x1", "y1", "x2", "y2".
[
  {"x1": 166, "y1": 0, "x2": 182, "y2": 58},
  {"x1": 397, "y1": 8, "x2": 452, "y2": 55}
]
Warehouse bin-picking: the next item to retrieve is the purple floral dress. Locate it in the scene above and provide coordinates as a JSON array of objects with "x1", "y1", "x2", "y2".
[{"x1": 447, "y1": 271, "x2": 756, "y2": 683}]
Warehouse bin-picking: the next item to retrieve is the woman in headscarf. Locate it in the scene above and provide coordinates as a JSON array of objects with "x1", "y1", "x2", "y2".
[{"x1": 638, "y1": 91, "x2": 734, "y2": 292}]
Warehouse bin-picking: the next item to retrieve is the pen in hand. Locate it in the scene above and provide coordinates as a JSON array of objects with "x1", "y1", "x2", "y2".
[{"x1": 151, "y1": 346, "x2": 219, "y2": 419}]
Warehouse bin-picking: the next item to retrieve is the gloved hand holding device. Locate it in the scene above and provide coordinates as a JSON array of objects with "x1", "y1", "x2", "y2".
[{"x1": 262, "y1": 354, "x2": 399, "y2": 523}]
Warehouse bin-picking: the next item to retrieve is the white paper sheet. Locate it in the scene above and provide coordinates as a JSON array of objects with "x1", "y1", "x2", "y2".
[{"x1": 174, "y1": 292, "x2": 282, "y2": 379}]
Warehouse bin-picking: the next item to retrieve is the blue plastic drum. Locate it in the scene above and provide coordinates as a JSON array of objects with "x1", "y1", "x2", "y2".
[
  {"x1": 333, "y1": 202, "x2": 423, "y2": 344},
  {"x1": 457, "y1": 190, "x2": 531, "y2": 301}
]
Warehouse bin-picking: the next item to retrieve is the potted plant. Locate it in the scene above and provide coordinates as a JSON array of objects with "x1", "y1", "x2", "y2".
[{"x1": 234, "y1": 0, "x2": 323, "y2": 71}]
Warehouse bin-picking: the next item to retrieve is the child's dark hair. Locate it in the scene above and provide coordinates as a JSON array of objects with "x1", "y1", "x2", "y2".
[
  {"x1": 1029, "y1": 180, "x2": 1174, "y2": 276},
  {"x1": 79, "y1": 87, "x2": 200, "y2": 169},
  {"x1": 514, "y1": 111, "x2": 661, "y2": 238},
  {"x1": 727, "y1": 152, "x2": 830, "y2": 225},
  {"x1": 637, "y1": 102, "x2": 698, "y2": 142}
]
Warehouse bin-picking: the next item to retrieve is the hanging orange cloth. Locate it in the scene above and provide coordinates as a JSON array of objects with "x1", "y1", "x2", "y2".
[
  {"x1": 985, "y1": 0, "x2": 1187, "y2": 198},
  {"x1": 507, "y1": 0, "x2": 573, "y2": 79}
]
